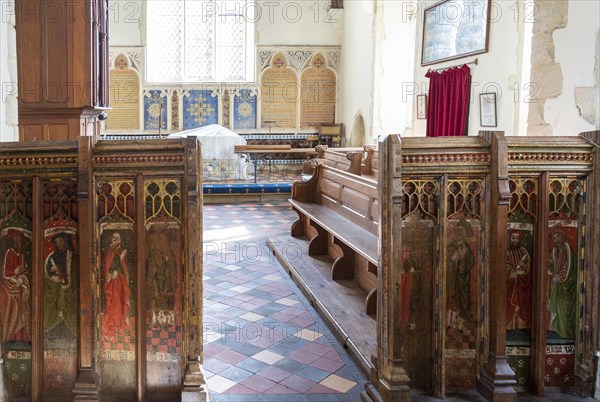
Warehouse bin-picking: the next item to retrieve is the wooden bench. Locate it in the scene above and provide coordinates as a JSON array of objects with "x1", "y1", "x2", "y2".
[
  {"x1": 361, "y1": 146, "x2": 378, "y2": 178},
  {"x1": 302, "y1": 145, "x2": 378, "y2": 179},
  {"x1": 315, "y1": 145, "x2": 363, "y2": 175},
  {"x1": 233, "y1": 144, "x2": 318, "y2": 155},
  {"x1": 302, "y1": 146, "x2": 364, "y2": 177},
  {"x1": 290, "y1": 161, "x2": 379, "y2": 314}
]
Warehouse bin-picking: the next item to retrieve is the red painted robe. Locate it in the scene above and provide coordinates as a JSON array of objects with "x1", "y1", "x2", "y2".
[
  {"x1": 0, "y1": 249, "x2": 31, "y2": 342},
  {"x1": 506, "y1": 246, "x2": 532, "y2": 329},
  {"x1": 102, "y1": 246, "x2": 131, "y2": 338}
]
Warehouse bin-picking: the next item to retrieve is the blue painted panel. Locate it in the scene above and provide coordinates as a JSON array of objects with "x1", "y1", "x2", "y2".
[
  {"x1": 183, "y1": 90, "x2": 219, "y2": 130},
  {"x1": 233, "y1": 90, "x2": 257, "y2": 130},
  {"x1": 143, "y1": 90, "x2": 168, "y2": 131}
]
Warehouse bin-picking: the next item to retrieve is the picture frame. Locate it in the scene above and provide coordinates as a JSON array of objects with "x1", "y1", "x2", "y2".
[
  {"x1": 416, "y1": 95, "x2": 428, "y2": 119},
  {"x1": 421, "y1": 0, "x2": 491, "y2": 66},
  {"x1": 479, "y1": 92, "x2": 497, "y2": 127}
]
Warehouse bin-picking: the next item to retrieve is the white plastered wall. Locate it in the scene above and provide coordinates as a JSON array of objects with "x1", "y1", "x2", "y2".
[
  {"x1": 410, "y1": 0, "x2": 521, "y2": 136},
  {"x1": 0, "y1": 0, "x2": 18, "y2": 142},
  {"x1": 109, "y1": 0, "x2": 144, "y2": 46},
  {"x1": 255, "y1": 0, "x2": 343, "y2": 46},
  {"x1": 545, "y1": 0, "x2": 600, "y2": 135},
  {"x1": 375, "y1": 0, "x2": 417, "y2": 138},
  {"x1": 339, "y1": 0, "x2": 375, "y2": 145}
]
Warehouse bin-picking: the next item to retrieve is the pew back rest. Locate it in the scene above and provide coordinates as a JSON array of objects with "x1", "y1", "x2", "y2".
[
  {"x1": 311, "y1": 145, "x2": 365, "y2": 176},
  {"x1": 316, "y1": 165, "x2": 379, "y2": 236},
  {"x1": 361, "y1": 146, "x2": 378, "y2": 178}
]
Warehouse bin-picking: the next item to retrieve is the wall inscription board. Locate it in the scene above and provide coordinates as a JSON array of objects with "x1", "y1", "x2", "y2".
[
  {"x1": 300, "y1": 65, "x2": 336, "y2": 128},
  {"x1": 106, "y1": 69, "x2": 140, "y2": 131},
  {"x1": 260, "y1": 65, "x2": 298, "y2": 128}
]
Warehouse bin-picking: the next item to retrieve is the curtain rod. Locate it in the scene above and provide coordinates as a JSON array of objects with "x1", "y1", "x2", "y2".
[{"x1": 427, "y1": 58, "x2": 478, "y2": 73}]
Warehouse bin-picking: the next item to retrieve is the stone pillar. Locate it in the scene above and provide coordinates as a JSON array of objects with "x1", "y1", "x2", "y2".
[{"x1": 526, "y1": 1, "x2": 568, "y2": 136}]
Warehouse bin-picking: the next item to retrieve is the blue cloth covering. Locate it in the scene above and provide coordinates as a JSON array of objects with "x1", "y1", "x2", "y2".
[{"x1": 203, "y1": 183, "x2": 292, "y2": 195}]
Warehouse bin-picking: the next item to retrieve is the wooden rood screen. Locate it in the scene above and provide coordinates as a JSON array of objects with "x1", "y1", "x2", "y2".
[
  {"x1": 0, "y1": 138, "x2": 207, "y2": 402},
  {"x1": 366, "y1": 132, "x2": 599, "y2": 402}
]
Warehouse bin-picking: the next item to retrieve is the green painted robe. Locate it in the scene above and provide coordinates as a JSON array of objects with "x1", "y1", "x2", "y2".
[
  {"x1": 44, "y1": 249, "x2": 78, "y2": 337},
  {"x1": 547, "y1": 242, "x2": 577, "y2": 339}
]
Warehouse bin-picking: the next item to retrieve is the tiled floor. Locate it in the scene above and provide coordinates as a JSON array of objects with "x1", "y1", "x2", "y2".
[
  {"x1": 202, "y1": 202, "x2": 597, "y2": 402},
  {"x1": 203, "y1": 202, "x2": 366, "y2": 402}
]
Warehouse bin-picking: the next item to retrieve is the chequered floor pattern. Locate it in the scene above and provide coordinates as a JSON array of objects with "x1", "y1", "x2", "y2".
[
  {"x1": 202, "y1": 202, "x2": 597, "y2": 402},
  {"x1": 203, "y1": 202, "x2": 366, "y2": 402}
]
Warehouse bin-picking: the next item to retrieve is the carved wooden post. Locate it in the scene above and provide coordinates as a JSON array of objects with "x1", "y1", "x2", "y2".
[
  {"x1": 31, "y1": 176, "x2": 42, "y2": 402},
  {"x1": 135, "y1": 175, "x2": 147, "y2": 402},
  {"x1": 477, "y1": 131, "x2": 516, "y2": 401},
  {"x1": 363, "y1": 134, "x2": 411, "y2": 402},
  {"x1": 531, "y1": 172, "x2": 549, "y2": 396},
  {"x1": 0, "y1": 335, "x2": 4, "y2": 401},
  {"x1": 578, "y1": 130, "x2": 600, "y2": 397},
  {"x1": 73, "y1": 136, "x2": 99, "y2": 400},
  {"x1": 182, "y1": 137, "x2": 208, "y2": 402}
]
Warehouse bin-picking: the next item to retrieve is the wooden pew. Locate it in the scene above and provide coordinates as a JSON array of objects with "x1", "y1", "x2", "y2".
[
  {"x1": 302, "y1": 145, "x2": 378, "y2": 179},
  {"x1": 290, "y1": 160, "x2": 379, "y2": 314},
  {"x1": 361, "y1": 145, "x2": 378, "y2": 178},
  {"x1": 313, "y1": 145, "x2": 364, "y2": 175},
  {"x1": 301, "y1": 145, "x2": 364, "y2": 177}
]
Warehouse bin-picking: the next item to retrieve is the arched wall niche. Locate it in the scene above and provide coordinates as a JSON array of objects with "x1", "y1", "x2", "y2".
[{"x1": 350, "y1": 111, "x2": 366, "y2": 147}]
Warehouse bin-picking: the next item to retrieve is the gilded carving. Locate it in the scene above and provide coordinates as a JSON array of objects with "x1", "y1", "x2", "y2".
[
  {"x1": 508, "y1": 152, "x2": 593, "y2": 163},
  {"x1": 403, "y1": 153, "x2": 490, "y2": 165}
]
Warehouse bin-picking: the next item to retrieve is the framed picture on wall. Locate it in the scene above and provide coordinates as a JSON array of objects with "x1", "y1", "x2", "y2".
[
  {"x1": 479, "y1": 92, "x2": 497, "y2": 127},
  {"x1": 421, "y1": 0, "x2": 491, "y2": 66},
  {"x1": 417, "y1": 95, "x2": 428, "y2": 119}
]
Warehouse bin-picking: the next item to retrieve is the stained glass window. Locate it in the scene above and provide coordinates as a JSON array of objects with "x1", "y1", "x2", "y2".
[{"x1": 147, "y1": 0, "x2": 252, "y2": 82}]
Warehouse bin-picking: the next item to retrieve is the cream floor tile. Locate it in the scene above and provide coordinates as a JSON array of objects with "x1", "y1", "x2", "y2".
[
  {"x1": 231, "y1": 285, "x2": 251, "y2": 293},
  {"x1": 319, "y1": 374, "x2": 356, "y2": 393},
  {"x1": 292, "y1": 328, "x2": 323, "y2": 342},
  {"x1": 276, "y1": 297, "x2": 299, "y2": 306},
  {"x1": 239, "y1": 312, "x2": 266, "y2": 322},
  {"x1": 251, "y1": 350, "x2": 284, "y2": 365},
  {"x1": 207, "y1": 374, "x2": 237, "y2": 393}
]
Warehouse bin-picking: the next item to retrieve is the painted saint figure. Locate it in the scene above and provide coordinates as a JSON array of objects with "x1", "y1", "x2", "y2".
[
  {"x1": 447, "y1": 220, "x2": 475, "y2": 330},
  {"x1": 147, "y1": 232, "x2": 176, "y2": 312},
  {"x1": 547, "y1": 230, "x2": 577, "y2": 339},
  {"x1": 0, "y1": 230, "x2": 31, "y2": 342},
  {"x1": 506, "y1": 230, "x2": 532, "y2": 330},
  {"x1": 401, "y1": 245, "x2": 421, "y2": 329},
  {"x1": 102, "y1": 232, "x2": 131, "y2": 339},
  {"x1": 44, "y1": 232, "x2": 78, "y2": 338}
]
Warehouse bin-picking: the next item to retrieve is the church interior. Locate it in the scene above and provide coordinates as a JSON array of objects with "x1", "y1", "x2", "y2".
[{"x1": 0, "y1": 0, "x2": 599, "y2": 401}]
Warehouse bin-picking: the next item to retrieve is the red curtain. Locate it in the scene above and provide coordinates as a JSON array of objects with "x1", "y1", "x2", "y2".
[{"x1": 425, "y1": 64, "x2": 471, "y2": 137}]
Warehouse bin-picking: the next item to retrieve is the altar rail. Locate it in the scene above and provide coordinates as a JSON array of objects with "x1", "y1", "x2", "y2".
[{"x1": 0, "y1": 138, "x2": 206, "y2": 402}]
